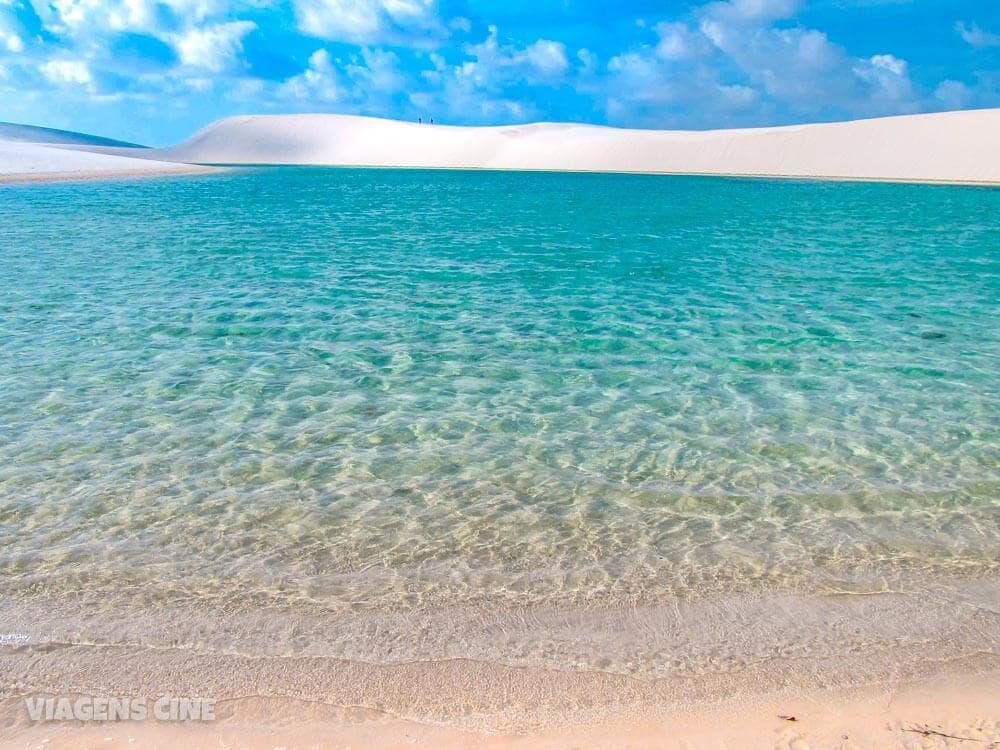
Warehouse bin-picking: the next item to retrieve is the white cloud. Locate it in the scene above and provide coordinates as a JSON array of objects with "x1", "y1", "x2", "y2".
[
  {"x1": 703, "y1": 0, "x2": 800, "y2": 23},
  {"x1": 718, "y1": 83, "x2": 757, "y2": 105},
  {"x1": 279, "y1": 47, "x2": 340, "y2": 101},
  {"x1": 853, "y1": 53, "x2": 914, "y2": 109},
  {"x1": 956, "y1": 21, "x2": 1000, "y2": 49},
  {"x1": 32, "y1": 0, "x2": 234, "y2": 35},
  {"x1": 230, "y1": 76, "x2": 264, "y2": 98},
  {"x1": 868, "y1": 53, "x2": 905, "y2": 77},
  {"x1": 1, "y1": 0, "x2": 991, "y2": 135},
  {"x1": 654, "y1": 22, "x2": 710, "y2": 61},
  {"x1": 0, "y1": 0, "x2": 266, "y2": 108},
  {"x1": 524, "y1": 39, "x2": 569, "y2": 78},
  {"x1": 607, "y1": 50, "x2": 664, "y2": 102},
  {"x1": 698, "y1": 22, "x2": 851, "y2": 104},
  {"x1": 695, "y1": 0, "x2": 911, "y2": 114},
  {"x1": 605, "y1": 42, "x2": 761, "y2": 123},
  {"x1": 934, "y1": 80, "x2": 971, "y2": 110},
  {"x1": 402, "y1": 27, "x2": 571, "y2": 122},
  {"x1": 40, "y1": 58, "x2": 93, "y2": 85},
  {"x1": 577, "y1": 48, "x2": 597, "y2": 75},
  {"x1": 462, "y1": 26, "x2": 568, "y2": 87},
  {"x1": 184, "y1": 76, "x2": 213, "y2": 91},
  {"x1": 294, "y1": 0, "x2": 441, "y2": 45},
  {"x1": 277, "y1": 46, "x2": 405, "y2": 106},
  {"x1": 345, "y1": 47, "x2": 404, "y2": 94},
  {"x1": 172, "y1": 20, "x2": 255, "y2": 72},
  {"x1": 1, "y1": 29, "x2": 21, "y2": 52},
  {"x1": 601, "y1": 0, "x2": 924, "y2": 126},
  {"x1": 165, "y1": 0, "x2": 233, "y2": 23},
  {"x1": 36, "y1": 0, "x2": 147, "y2": 33},
  {"x1": 0, "y1": 1, "x2": 24, "y2": 52}
]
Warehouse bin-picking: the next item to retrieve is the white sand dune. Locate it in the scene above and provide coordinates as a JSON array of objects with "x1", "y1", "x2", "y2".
[
  {"x1": 0, "y1": 121, "x2": 145, "y2": 148},
  {"x1": 0, "y1": 140, "x2": 211, "y2": 182},
  {"x1": 153, "y1": 108, "x2": 1000, "y2": 184},
  {"x1": 3, "y1": 108, "x2": 999, "y2": 184},
  {"x1": 0, "y1": 130, "x2": 209, "y2": 183}
]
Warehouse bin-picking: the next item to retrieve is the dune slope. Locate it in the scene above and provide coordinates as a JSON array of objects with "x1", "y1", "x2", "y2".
[
  {"x1": 4, "y1": 110, "x2": 998, "y2": 184},
  {"x1": 0, "y1": 121, "x2": 146, "y2": 148},
  {"x1": 158, "y1": 108, "x2": 1000, "y2": 184},
  {"x1": 0, "y1": 137, "x2": 211, "y2": 182}
]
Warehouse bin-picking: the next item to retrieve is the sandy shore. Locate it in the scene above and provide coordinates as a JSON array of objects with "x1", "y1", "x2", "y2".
[
  {"x1": 1, "y1": 579, "x2": 997, "y2": 748},
  {"x1": 0, "y1": 165, "x2": 217, "y2": 184},
  {"x1": 2, "y1": 670, "x2": 997, "y2": 748}
]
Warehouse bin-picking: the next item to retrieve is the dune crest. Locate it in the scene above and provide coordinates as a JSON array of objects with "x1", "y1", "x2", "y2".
[
  {"x1": 157, "y1": 109, "x2": 1000, "y2": 184},
  {"x1": 0, "y1": 121, "x2": 146, "y2": 148},
  {"x1": 3, "y1": 109, "x2": 999, "y2": 184}
]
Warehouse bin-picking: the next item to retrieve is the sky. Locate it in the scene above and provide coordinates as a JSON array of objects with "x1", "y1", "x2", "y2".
[{"x1": 0, "y1": 0, "x2": 998, "y2": 145}]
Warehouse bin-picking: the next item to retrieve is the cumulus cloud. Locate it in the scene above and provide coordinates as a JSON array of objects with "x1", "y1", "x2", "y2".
[
  {"x1": 654, "y1": 22, "x2": 710, "y2": 61},
  {"x1": 602, "y1": 0, "x2": 923, "y2": 126},
  {"x1": 293, "y1": 0, "x2": 442, "y2": 46},
  {"x1": 389, "y1": 26, "x2": 574, "y2": 122},
  {"x1": 40, "y1": 58, "x2": 93, "y2": 86},
  {"x1": 408, "y1": 26, "x2": 573, "y2": 120},
  {"x1": 523, "y1": 39, "x2": 569, "y2": 78},
  {"x1": 31, "y1": 0, "x2": 234, "y2": 35},
  {"x1": 934, "y1": 80, "x2": 971, "y2": 109},
  {"x1": 6, "y1": 0, "x2": 259, "y2": 102},
  {"x1": 33, "y1": 0, "x2": 151, "y2": 35},
  {"x1": 280, "y1": 48, "x2": 339, "y2": 101},
  {"x1": 171, "y1": 20, "x2": 255, "y2": 72},
  {"x1": 0, "y1": 0, "x2": 994, "y2": 141},
  {"x1": 345, "y1": 47, "x2": 404, "y2": 94},
  {"x1": 461, "y1": 26, "x2": 569, "y2": 87},
  {"x1": 276, "y1": 45, "x2": 405, "y2": 111},
  {"x1": 853, "y1": 54, "x2": 915, "y2": 110}
]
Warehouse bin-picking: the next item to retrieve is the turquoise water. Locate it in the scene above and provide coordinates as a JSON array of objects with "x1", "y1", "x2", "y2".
[{"x1": 0, "y1": 169, "x2": 997, "y2": 629}]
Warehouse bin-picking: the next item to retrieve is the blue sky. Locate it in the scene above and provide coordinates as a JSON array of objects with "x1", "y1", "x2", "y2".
[{"x1": 0, "y1": 0, "x2": 997, "y2": 145}]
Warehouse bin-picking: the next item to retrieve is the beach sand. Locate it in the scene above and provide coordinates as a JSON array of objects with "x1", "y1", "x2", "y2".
[
  {"x1": 0, "y1": 139, "x2": 214, "y2": 183},
  {"x1": 2, "y1": 670, "x2": 998, "y2": 748},
  {"x1": 1, "y1": 581, "x2": 997, "y2": 749}
]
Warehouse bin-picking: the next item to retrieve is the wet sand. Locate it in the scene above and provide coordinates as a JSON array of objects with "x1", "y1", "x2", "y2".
[{"x1": 2, "y1": 668, "x2": 997, "y2": 748}]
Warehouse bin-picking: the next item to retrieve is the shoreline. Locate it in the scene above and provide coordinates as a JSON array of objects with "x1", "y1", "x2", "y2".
[
  {"x1": 5, "y1": 162, "x2": 999, "y2": 187},
  {"x1": 1, "y1": 576, "x2": 997, "y2": 746},
  {"x1": 226, "y1": 162, "x2": 1000, "y2": 187},
  {"x1": 0, "y1": 164, "x2": 219, "y2": 185},
  {"x1": 2, "y1": 660, "x2": 997, "y2": 748}
]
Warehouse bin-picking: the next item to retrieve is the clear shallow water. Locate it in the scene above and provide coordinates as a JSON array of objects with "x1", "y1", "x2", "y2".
[{"x1": 0, "y1": 169, "x2": 997, "y2": 629}]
